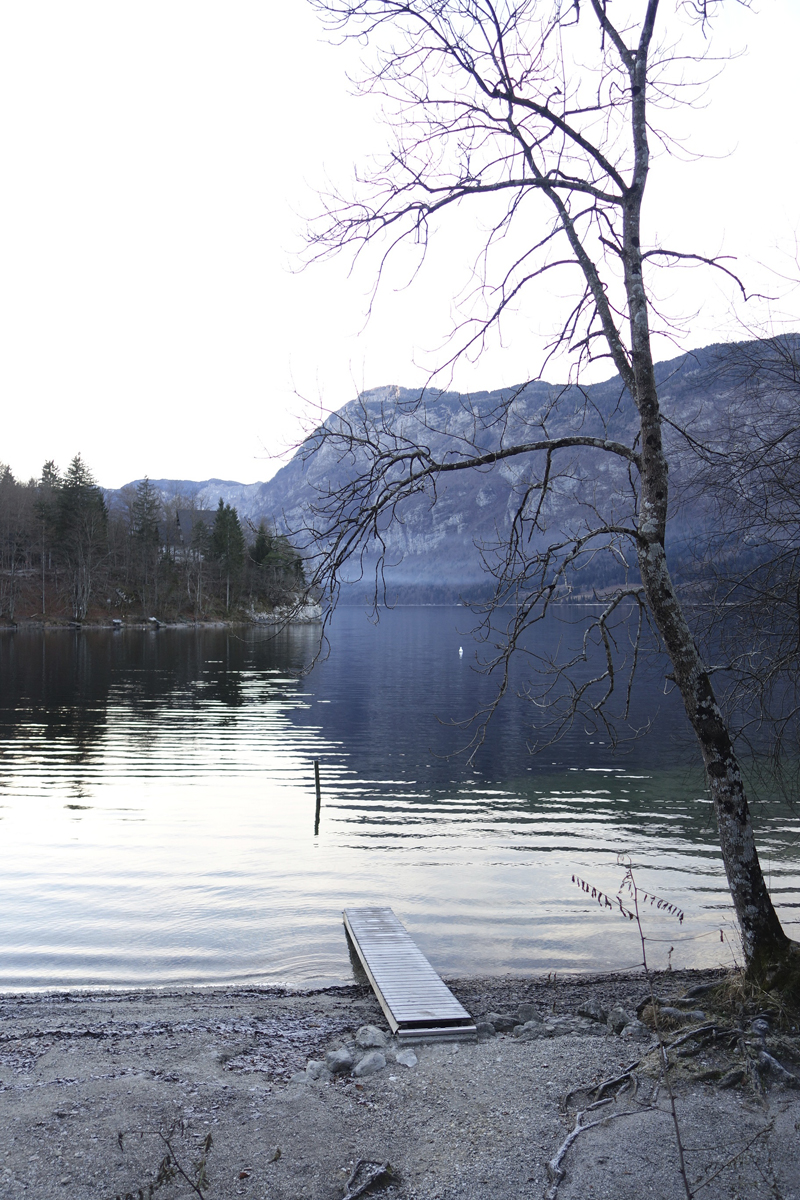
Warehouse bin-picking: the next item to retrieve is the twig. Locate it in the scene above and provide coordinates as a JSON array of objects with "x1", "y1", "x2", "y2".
[
  {"x1": 158, "y1": 1130, "x2": 213, "y2": 1198},
  {"x1": 545, "y1": 1101, "x2": 654, "y2": 1200},
  {"x1": 690, "y1": 1121, "x2": 774, "y2": 1196},
  {"x1": 621, "y1": 860, "x2": 693, "y2": 1200}
]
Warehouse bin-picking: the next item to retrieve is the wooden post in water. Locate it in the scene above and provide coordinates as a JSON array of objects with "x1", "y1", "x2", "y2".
[{"x1": 314, "y1": 759, "x2": 321, "y2": 835}]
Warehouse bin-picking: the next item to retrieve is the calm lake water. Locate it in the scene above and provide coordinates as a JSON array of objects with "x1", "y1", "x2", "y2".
[{"x1": 1, "y1": 607, "x2": 798, "y2": 990}]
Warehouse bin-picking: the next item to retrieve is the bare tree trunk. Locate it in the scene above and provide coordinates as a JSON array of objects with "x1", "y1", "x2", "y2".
[{"x1": 617, "y1": 17, "x2": 791, "y2": 978}]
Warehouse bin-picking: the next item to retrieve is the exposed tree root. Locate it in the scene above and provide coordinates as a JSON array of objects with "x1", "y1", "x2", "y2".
[
  {"x1": 563, "y1": 1061, "x2": 642, "y2": 1110},
  {"x1": 757, "y1": 1051, "x2": 799, "y2": 1087},
  {"x1": 545, "y1": 1099, "x2": 655, "y2": 1200},
  {"x1": 748, "y1": 941, "x2": 800, "y2": 1009}
]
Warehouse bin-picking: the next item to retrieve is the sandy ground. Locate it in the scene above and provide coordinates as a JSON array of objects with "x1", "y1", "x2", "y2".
[{"x1": 1, "y1": 971, "x2": 798, "y2": 1200}]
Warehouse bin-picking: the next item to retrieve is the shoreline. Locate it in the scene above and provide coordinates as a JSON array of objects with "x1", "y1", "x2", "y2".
[
  {"x1": 0, "y1": 964, "x2": 693, "y2": 998},
  {"x1": 2, "y1": 968, "x2": 798, "y2": 1199},
  {"x1": 0, "y1": 610, "x2": 323, "y2": 632}
]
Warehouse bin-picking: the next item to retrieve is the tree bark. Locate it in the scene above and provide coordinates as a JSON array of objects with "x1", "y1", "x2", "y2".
[{"x1": 617, "y1": 1, "x2": 793, "y2": 977}]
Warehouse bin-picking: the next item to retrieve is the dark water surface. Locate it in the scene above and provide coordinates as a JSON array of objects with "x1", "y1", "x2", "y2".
[{"x1": 0, "y1": 608, "x2": 798, "y2": 989}]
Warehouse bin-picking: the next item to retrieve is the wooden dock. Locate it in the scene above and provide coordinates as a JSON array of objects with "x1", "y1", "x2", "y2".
[{"x1": 343, "y1": 907, "x2": 476, "y2": 1043}]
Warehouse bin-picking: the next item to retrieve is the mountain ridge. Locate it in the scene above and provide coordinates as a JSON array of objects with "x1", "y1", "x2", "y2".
[{"x1": 105, "y1": 341, "x2": 773, "y2": 602}]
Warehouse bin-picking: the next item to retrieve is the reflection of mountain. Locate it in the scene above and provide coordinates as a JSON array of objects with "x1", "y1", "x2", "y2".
[
  {"x1": 299, "y1": 608, "x2": 695, "y2": 782},
  {"x1": 107, "y1": 341, "x2": 764, "y2": 602},
  {"x1": 0, "y1": 618, "x2": 782, "y2": 855}
]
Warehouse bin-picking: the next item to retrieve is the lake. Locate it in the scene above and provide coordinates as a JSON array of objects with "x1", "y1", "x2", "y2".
[{"x1": 0, "y1": 607, "x2": 798, "y2": 990}]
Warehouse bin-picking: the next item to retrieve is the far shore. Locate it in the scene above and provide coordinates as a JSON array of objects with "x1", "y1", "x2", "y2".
[{"x1": 0, "y1": 609, "x2": 323, "y2": 632}]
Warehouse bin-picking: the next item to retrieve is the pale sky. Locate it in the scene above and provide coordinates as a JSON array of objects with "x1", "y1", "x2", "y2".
[{"x1": 0, "y1": 0, "x2": 798, "y2": 489}]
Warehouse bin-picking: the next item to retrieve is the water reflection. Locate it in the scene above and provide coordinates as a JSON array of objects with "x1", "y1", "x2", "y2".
[{"x1": 0, "y1": 610, "x2": 797, "y2": 989}]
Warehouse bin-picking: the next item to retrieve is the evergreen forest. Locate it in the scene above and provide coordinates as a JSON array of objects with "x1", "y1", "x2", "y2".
[{"x1": 0, "y1": 456, "x2": 306, "y2": 623}]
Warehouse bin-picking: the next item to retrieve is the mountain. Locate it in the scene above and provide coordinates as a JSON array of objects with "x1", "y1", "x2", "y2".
[
  {"x1": 110, "y1": 341, "x2": 775, "y2": 603},
  {"x1": 251, "y1": 342, "x2": 743, "y2": 601},
  {"x1": 105, "y1": 477, "x2": 279, "y2": 525}
]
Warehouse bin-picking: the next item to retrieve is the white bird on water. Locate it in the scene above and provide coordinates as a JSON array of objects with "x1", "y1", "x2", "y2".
[{"x1": 458, "y1": 646, "x2": 463, "y2": 657}]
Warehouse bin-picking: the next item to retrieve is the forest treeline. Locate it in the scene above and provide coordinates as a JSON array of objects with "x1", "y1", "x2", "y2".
[{"x1": 0, "y1": 455, "x2": 305, "y2": 622}]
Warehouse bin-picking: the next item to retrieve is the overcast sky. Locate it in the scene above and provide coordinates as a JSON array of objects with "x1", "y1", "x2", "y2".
[{"x1": 1, "y1": 0, "x2": 798, "y2": 488}]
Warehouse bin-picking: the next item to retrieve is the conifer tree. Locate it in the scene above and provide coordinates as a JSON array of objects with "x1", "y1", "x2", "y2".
[
  {"x1": 131, "y1": 478, "x2": 163, "y2": 614},
  {"x1": 54, "y1": 455, "x2": 108, "y2": 620},
  {"x1": 210, "y1": 499, "x2": 245, "y2": 612},
  {"x1": 251, "y1": 520, "x2": 273, "y2": 566}
]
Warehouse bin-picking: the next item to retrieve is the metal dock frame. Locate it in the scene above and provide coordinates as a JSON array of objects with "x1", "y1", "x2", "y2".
[{"x1": 343, "y1": 906, "x2": 477, "y2": 1044}]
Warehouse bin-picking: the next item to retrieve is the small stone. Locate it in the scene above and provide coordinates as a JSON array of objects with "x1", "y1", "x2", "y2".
[
  {"x1": 306, "y1": 1060, "x2": 333, "y2": 1082},
  {"x1": 751, "y1": 1018, "x2": 770, "y2": 1038},
  {"x1": 325, "y1": 1047, "x2": 355, "y2": 1075},
  {"x1": 353, "y1": 1050, "x2": 386, "y2": 1078},
  {"x1": 356, "y1": 1025, "x2": 388, "y2": 1049},
  {"x1": 486, "y1": 1012, "x2": 517, "y2": 1032},
  {"x1": 553, "y1": 1015, "x2": 608, "y2": 1037},
  {"x1": 475, "y1": 1021, "x2": 496, "y2": 1039},
  {"x1": 607, "y1": 1006, "x2": 631, "y2": 1035},
  {"x1": 289, "y1": 1070, "x2": 308, "y2": 1083},
  {"x1": 514, "y1": 1021, "x2": 549, "y2": 1041},
  {"x1": 395, "y1": 1049, "x2": 418, "y2": 1068},
  {"x1": 621, "y1": 1019, "x2": 651, "y2": 1042},
  {"x1": 577, "y1": 999, "x2": 607, "y2": 1024},
  {"x1": 516, "y1": 1003, "x2": 543, "y2": 1024}
]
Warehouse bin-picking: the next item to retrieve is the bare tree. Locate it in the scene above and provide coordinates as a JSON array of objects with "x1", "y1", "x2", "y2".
[
  {"x1": 301, "y1": 0, "x2": 800, "y2": 991},
  {"x1": 679, "y1": 335, "x2": 800, "y2": 779}
]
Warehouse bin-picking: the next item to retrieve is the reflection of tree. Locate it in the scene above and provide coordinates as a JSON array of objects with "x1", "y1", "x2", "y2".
[
  {"x1": 0, "y1": 632, "x2": 110, "y2": 776},
  {"x1": 0, "y1": 627, "x2": 323, "y2": 795}
]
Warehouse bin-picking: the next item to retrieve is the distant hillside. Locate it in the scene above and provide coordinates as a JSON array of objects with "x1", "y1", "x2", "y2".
[
  {"x1": 105, "y1": 477, "x2": 279, "y2": 525},
  {"x1": 112, "y1": 341, "x2": 772, "y2": 603},
  {"x1": 255, "y1": 341, "x2": 744, "y2": 602}
]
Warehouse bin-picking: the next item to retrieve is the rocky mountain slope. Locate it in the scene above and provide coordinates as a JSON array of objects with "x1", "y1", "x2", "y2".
[{"x1": 109, "y1": 341, "x2": 768, "y2": 602}]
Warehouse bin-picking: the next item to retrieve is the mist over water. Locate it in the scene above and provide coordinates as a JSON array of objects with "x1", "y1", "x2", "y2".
[{"x1": 0, "y1": 608, "x2": 797, "y2": 990}]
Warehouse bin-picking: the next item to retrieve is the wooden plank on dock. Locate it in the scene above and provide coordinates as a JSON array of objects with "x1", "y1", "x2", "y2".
[{"x1": 343, "y1": 906, "x2": 476, "y2": 1043}]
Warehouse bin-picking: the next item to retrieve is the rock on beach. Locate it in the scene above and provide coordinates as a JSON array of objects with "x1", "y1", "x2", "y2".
[{"x1": 353, "y1": 1049, "x2": 387, "y2": 1077}]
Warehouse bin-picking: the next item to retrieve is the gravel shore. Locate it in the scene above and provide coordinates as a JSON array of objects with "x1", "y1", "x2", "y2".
[{"x1": 1, "y1": 970, "x2": 798, "y2": 1200}]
